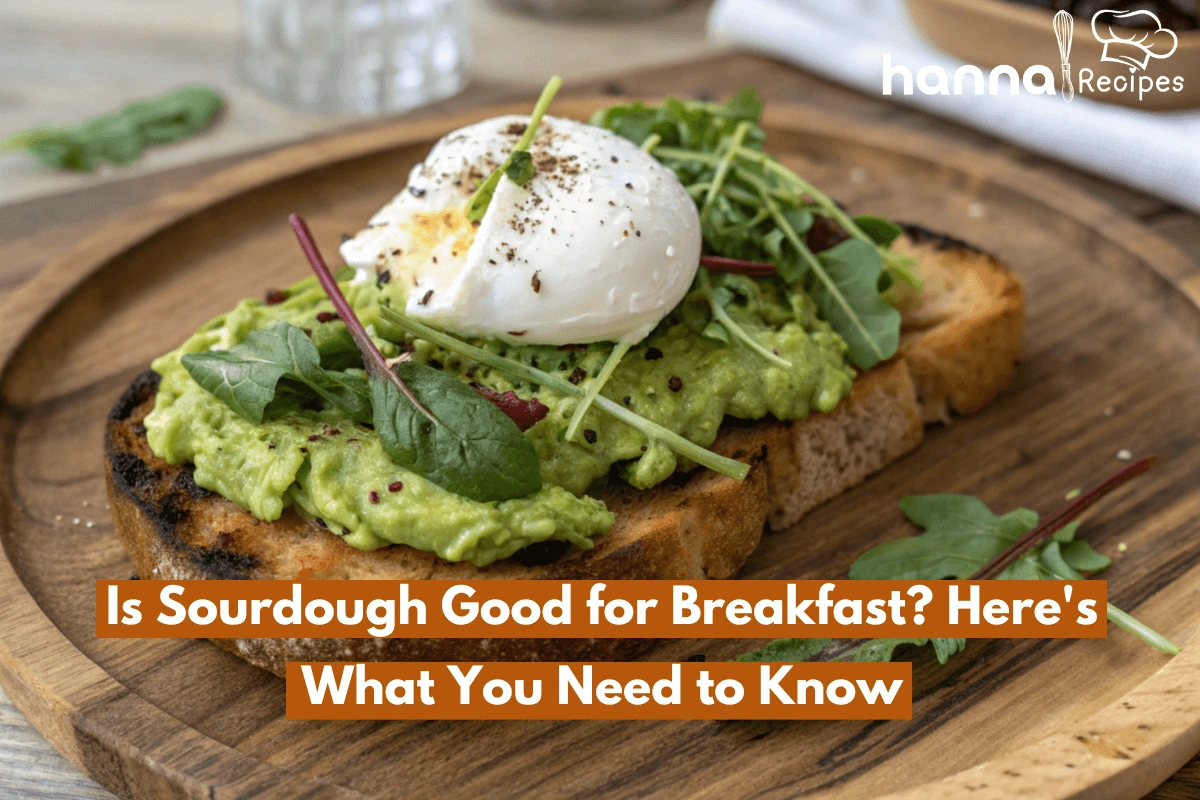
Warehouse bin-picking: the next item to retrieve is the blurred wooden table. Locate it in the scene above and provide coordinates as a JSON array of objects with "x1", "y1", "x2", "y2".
[{"x1": 1, "y1": 51, "x2": 1198, "y2": 800}]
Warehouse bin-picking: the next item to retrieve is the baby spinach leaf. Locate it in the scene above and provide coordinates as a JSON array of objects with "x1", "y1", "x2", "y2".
[
  {"x1": 262, "y1": 381, "x2": 318, "y2": 419},
  {"x1": 3, "y1": 86, "x2": 224, "y2": 172},
  {"x1": 182, "y1": 322, "x2": 371, "y2": 424},
  {"x1": 371, "y1": 361, "x2": 543, "y2": 502},
  {"x1": 594, "y1": 90, "x2": 909, "y2": 368},
  {"x1": 291, "y1": 213, "x2": 546, "y2": 503},
  {"x1": 811, "y1": 239, "x2": 901, "y2": 369},
  {"x1": 182, "y1": 347, "x2": 287, "y2": 425}
]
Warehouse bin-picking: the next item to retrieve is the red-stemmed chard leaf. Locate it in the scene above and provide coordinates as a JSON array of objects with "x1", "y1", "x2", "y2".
[{"x1": 289, "y1": 214, "x2": 433, "y2": 421}]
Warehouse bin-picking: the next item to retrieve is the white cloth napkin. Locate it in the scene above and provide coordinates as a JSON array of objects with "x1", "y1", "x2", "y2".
[{"x1": 708, "y1": 0, "x2": 1200, "y2": 213}]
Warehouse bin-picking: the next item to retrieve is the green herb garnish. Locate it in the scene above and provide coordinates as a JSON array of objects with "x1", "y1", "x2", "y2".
[
  {"x1": 504, "y1": 151, "x2": 536, "y2": 186},
  {"x1": 592, "y1": 89, "x2": 914, "y2": 369},
  {"x1": 466, "y1": 76, "x2": 562, "y2": 221},
  {"x1": 2, "y1": 86, "x2": 224, "y2": 172},
  {"x1": 564, "y1": 340, "x2": 633, "y2": 443},
  {"x1": 697, "y1": 270, "x2": 791, "y2": 368},
  {"x1": 739, "y1": 460, "x2": 1178, "y2": 664},
  {"x1": 289, "y1": 215, "x2": 543, "y2": 503}
]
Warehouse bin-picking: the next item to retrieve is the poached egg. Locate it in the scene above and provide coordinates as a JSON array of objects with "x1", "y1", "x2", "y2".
[{"x1": 339, "y1": 114, "x2": 701, "y2": 345}]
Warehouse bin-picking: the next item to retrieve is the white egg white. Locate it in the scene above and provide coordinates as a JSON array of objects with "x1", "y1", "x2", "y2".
[{"x1": 339, "y1": 114, "x2": 702, "y2": 345}]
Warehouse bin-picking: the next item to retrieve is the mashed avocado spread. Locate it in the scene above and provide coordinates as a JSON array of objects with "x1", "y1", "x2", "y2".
[{"x1": 146, "y1": 273, "x2": 854, "y2": 566}]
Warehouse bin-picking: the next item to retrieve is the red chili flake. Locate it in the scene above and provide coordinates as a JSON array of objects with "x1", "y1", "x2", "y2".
[
  {"x1": 302, "y1": 328, "x2": 313, "y2": 336},
  {"x1": 568, "y1": 367, "x2": 587, "y2": 385},
  {"x1": 471, "y1": 384, "x2": 550, "y2": 432},
  {"x1": 508, "y1": 330, "x2": 528, "y2": 337},
  {"x1": 316, "y1": 311, "x2": 339, "y2": 323},
  {"x1": 644, "y1": 347, "x2": 663, "y2": 361},
  {"x1": 668, "y1": 376, "x2": 683, "y2": 392},
  {"x1": 583, "y1": 429, "x2": 597, "y2": 444},
  {"x1": 265, "y1": 289, "x2": 287, "y2": 305},
  {"x1": 324, "y1": 426, "x2": 340, "y2": 436},
  {"x1": 299, "y1": 447, "x2": 308, "y2": 453},
  {"x1": 625, "y1": 182, "x2": 633, "y2": 189},
  {"x1": 420, "y1": 290, "x2": 434, "y2": 305},
  {"x1": 531, "y1": 271, "x2": 541, "y2": 293},
  {"x1": 557, "y1": 343, "x2": 588, "y2": 353},
  {"x1": 308, "y1": 434, "x2": 321, "y2": 441},
  {"x1": 368, "y1": 491, "x2": 380, "y2": 504},
  {"x1": 388, "y1": 481, "x2": 404, "y2": 492}
]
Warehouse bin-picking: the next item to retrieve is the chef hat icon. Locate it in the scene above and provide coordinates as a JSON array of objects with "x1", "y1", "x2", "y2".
[{"x1": 1091, "y1": 9, "x2": 1179, "y2": 70}]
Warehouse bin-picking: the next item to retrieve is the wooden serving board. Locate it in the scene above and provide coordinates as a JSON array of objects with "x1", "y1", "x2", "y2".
[{"x1": 1, "y1": 97, "x2": 1199, "y2": 800}]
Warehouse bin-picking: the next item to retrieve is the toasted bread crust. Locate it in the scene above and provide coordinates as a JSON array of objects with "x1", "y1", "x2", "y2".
[
  {"x1": 896, "y1": 225, "x2": 1024, "y2": 423},
  {"x1": 104, "y1": 230, "x2": 1022, "y2": 676}
]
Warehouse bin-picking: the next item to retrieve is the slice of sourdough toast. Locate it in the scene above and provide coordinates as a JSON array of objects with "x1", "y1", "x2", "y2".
[{"x1": 104, "y1": 226, "x2": 1023, "y2": 676}]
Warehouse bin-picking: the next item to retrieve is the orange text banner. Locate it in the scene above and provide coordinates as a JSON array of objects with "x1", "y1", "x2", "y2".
[
  {"x1": 98, "y1": 579, "x2": 1106, "y2": 639},
  {"x1": 285, "y1": 661, "x2": 913, "y2": 720}
]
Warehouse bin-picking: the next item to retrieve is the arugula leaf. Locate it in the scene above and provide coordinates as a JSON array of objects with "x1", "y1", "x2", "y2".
[
  {"x1": 811, "y1": 240, "x2": 901, "y2": 369},
  {"x1": 738, "y1": 491, "x2": 1129, "y2": 666},
  {"x1": 372, "y1": 361, "x2": 542, "y2": 502},
  {"x1": 593, "y1": 89, "x2": 908, "y2": 370},
  {"x1": 849, "y1": 492, "x2": 1178, "y2": 654},
  {"x1": 735, "y1": 635, "x2": 967, "y2": 665},
  {"x1": 735, "y1": 638, "x2": 831, "y2": 663},
  {"x1": 182, "y1": 322, "x2": 370, "y2": 424},
  {"x1": 852, "y1": 637, "x2": 966, "y2": 664},
  {"x1": 849, "y1": 494, "x2": 1109, "y2": 582},
  {"x1": 3, "y1": 86, "x2": 224, "y2": 172},
  {"x1": 853, "y1": 215, "x2": 904, "y2": 247}
]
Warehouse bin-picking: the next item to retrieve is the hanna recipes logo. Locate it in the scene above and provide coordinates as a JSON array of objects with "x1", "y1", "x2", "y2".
[{"x1": 884, "y1": 8, "x2": 1186, "y2": 102}]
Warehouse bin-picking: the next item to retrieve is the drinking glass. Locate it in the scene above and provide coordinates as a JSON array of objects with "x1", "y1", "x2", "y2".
[{"x1": 239, "y1": 0, "x2": 471, "y2": 115}]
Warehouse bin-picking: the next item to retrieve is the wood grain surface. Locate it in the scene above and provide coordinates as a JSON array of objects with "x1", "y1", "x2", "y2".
[{"x1": 0, "y1": 53, "x2": 1198, "y2": 800}]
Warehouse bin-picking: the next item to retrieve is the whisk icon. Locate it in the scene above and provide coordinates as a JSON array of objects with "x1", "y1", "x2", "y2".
[{"x1": 1054, "y1": 10, "x2": 1075, "y2": 102}]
